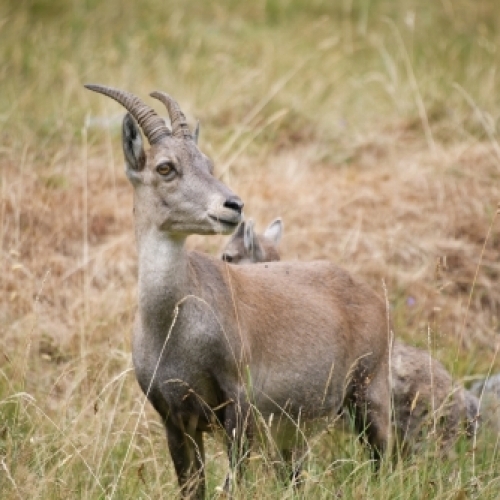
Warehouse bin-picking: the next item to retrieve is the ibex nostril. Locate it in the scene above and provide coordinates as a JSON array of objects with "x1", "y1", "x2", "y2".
[{"x1": 224, "y1": 196, "x2": 244, "y2": 214}]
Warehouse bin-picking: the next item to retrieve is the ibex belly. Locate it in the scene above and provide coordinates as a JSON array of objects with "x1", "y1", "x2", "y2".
[{"x1": 248, "y1": 358, "x2": 347, "y2": 419}]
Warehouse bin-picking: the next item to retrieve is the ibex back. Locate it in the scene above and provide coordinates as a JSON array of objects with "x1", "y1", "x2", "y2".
[{"x1": 85, "y1": 84, "x2": 391, "y2": 498}]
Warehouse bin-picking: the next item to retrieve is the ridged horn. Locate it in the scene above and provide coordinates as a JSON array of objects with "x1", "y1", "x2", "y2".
[
  {"x1": 150, "y1": 91, "x2": 192, "y2": 140},
  {"x1": 84, "y1": 84, "x2": 170, "y2": 145}
]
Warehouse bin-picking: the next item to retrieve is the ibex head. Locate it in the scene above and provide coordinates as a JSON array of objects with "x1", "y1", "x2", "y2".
[
  {"x1": 85, "y1": 85, "x2": 243, "y2": 236},
  {"x1": 221, "y1": 217, "x2": 283, "y2": 264}
]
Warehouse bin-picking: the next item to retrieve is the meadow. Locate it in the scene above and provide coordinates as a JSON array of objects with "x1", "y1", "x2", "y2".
[{"x1": 1, "y1": 0, "x2": 500, "y2": 498}]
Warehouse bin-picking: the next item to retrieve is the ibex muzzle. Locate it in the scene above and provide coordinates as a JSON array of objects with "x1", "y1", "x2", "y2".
[{"x1": 86, "y1": 84, "x2": 390, "y2": 499}]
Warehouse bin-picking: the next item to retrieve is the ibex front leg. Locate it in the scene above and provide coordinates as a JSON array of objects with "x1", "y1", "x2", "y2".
[
  {"x1": 166, "y1": 415, "x2": 205, "y2": 499},
  {"x1": 222, "y1": 400, "x2": 252, "y2": 495}
]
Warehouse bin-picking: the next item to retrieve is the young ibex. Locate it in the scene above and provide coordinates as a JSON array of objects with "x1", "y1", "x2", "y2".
[
  {"x1": 470, "y1": 374, "x2": 500, "y2": 432},
  {"x1": 85, "y1": 84, "x2": 391, "y2": 498},
  {"x1": 221, "y1": 218, "x2": 283, "y2": 264},
  {"x1": 221, "y1": 218, "x2": 480, "y2": 452},
  {"x1": 391, "y1": 342, "x2": 479, "y2": 451}
]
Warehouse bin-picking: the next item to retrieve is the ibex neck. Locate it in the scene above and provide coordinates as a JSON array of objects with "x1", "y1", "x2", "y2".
[{"x1": 137, "y1": 229, "x2": 189, "y2": 318}]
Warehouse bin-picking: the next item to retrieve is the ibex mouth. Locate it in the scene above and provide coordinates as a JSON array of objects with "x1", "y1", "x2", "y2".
[{"x1": 208, "y1": 214, "x2": 241, "y2": 230}]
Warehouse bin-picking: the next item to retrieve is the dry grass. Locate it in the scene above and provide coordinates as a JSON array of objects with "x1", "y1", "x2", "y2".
[{"x1": 2, "y1": 0, "x2": 500, "y2": 498}]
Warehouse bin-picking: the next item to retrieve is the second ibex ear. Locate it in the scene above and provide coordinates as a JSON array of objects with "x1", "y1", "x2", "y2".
[
  {"x1": 263, "y1": 218, "x2": 283, "y2": 245},
  {"x1": 122, "y1": 113, "x2": 146, "y2": 181}
]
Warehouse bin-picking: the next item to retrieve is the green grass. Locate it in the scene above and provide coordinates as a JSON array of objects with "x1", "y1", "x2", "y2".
[
  {"x1": 2, "y1": 1, "x2": 500, "y2": 151},
  {"x1": 2, "y1": 0, "x2": 500, "y2": 498},
  {"x1": 2, "y1": 387, "x2": 498, "y2": 499}
]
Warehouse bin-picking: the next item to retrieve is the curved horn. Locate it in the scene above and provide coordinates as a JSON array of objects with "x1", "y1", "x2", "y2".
[
  {"x1": 150, "y1": 91, "x2": 192, "y2": 140},
  {"x1": 84, "y1": 84, "x2": 170, "y2": 145}
]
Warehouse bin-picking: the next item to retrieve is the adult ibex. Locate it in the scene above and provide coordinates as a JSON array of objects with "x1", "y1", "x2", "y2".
[
  {"x1": 222, "y1": 217, "x2": 480, "y2": 453},
  {"x1": 85, "y1": 84, "x2": 391, "y2": 498}
]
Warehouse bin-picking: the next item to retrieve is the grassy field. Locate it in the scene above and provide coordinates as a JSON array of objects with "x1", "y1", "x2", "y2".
[{"x1": 1, "y1": 0, "x2": 500, "y2": 498}]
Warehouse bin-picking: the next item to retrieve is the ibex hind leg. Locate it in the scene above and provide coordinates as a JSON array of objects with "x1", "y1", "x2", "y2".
[
  {"x1": 165, "y1": 416, "x2": 206, "y2": 499},
  {"x1": 349, "y1": 367, "x2": 390, "y2": 468},
  {"x1": 362, "y1": 366, "x2": 391, "y2": 467}
]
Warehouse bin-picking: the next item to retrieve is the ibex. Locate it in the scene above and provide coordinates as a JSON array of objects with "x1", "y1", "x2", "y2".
[
  {"x1": 221, "y1": 218, "x2": 283, "y2": 264},
  {"x1": 391, "y1": 341, "x2": 479, "y2": 451},
  {"x1": 85, "y1": 84, "x2": 391, "y2": 498},
  {"x1": 470, "y1": 374, "x2": 500, "y2": 432},
  {"x1": 221, "y1": 217, "x2": 480, "y2": 452}
]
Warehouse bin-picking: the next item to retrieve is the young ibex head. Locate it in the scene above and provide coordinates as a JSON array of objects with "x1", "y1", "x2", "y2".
[
  {"x1": 221, "y1": 217, "x2": 283, "y2": 264},
  {"x1": 84, "y1": 84, "x2": 243, "y2": 237}
]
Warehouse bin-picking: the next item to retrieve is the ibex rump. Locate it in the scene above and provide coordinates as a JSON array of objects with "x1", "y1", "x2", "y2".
[{"x1": 85, "y1": 84, "x2": 391, "y2": 498}]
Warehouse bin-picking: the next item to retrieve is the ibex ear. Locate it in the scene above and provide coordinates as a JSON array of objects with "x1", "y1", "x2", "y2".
[
  {"x1": 229, "y1": 220, "x2": 245, "y2": 242},
  {"x1": 263, "y1": 217, "x2": 283, "y2": 245},
  {"x1": 243, "y1": 219, "x2": 256, "y2": 253},
  {"x1": 122, "y1": 113, "x2": 146, "y2": 182},
  {"x1": 194, "y1": 121, "x2": 200, "y2": 145}
]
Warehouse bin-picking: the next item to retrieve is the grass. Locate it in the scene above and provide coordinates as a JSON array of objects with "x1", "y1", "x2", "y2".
[{"x1": 1, "y1": 0, "x2": 500, "y2": 498}]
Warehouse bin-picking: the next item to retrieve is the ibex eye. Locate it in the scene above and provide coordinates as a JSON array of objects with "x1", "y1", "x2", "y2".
[{"x1": 157, "y1": 162, "x2": 175, "y2": 176}]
